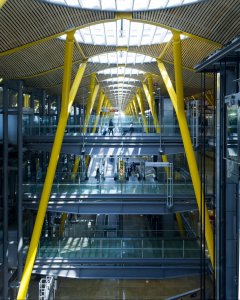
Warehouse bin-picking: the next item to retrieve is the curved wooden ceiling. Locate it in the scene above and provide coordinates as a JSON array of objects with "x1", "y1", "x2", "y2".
[{"x1": 0, "y1": 0, "x2": 239, "y2": 109}]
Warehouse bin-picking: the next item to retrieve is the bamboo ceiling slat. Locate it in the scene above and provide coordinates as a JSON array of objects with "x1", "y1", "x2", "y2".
[
  {"x1": 133, "y1": 0, "x2": 240, "y2": 45},
  {"x1": 0, "y1": 0, "x2": 115, "y2": 52}
]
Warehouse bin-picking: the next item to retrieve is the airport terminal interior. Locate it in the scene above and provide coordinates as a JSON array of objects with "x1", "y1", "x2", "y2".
[{"x1": 0, "y1": 0, "x2": 240, "y2": 299}]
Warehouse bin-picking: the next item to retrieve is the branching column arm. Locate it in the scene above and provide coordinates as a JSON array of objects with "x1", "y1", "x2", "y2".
[
  {"x1": 17, "y1": 32, "x2": 87, "y2": 300},
  {"x1": 142, "y1": 80, "x2": 159, "y2": 134},
  {"x1": 92, "y1": 90, "x2": 105, "y2": 133},
  {"x1": 136, "y1": 89, "x2": 148, "y2": 133},
  {"x1": 157, "y1": 31, "x2": 214, "y2": 268}
]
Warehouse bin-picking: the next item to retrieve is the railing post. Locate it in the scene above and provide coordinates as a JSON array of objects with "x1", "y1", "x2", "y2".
[
  {"x1": 162, "y1": 240, "x2": 164, "y2": 258},
  {"x1": 183, "y1": 239, "x2": 185, "y2": 258}
]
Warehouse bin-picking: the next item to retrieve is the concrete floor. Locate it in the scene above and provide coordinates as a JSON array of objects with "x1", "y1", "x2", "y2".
[{"x1": 28, "y1": 275, "x2": 213, "y2": 300}]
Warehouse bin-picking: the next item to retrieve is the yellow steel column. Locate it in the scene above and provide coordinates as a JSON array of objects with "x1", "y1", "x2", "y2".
[
  {"x1": 142, "y1": 81, "x2": 160, "y2": 133},
  {"x1": 83, "y1": 83, "x2": 100, "y2": 134},
  {"x1": 73, "y1": 79, "x2": 99, "y2": 175},
  {"x1": 0, "y1": 0, "x2": 7, "y2": 8},
  {"x1": 130, "y1": 103, "x2": 136, "y2": 118},
  {"x1": 82, "y1": 73, "x2": 96, "y2": 133},
  {"x1": 92, "y1": 90, "x2": 105, "y2": 134},
  {"x1": 70, "y1": 61, "x2": 88, "y2": 180},
  {"x1": 132, "y1": 97, "x2": 139, "y2": 116},
  {"x1": 147, "y1": 74, "x2": 156, "y2": 115},
  {"x1": 23, "y1": 94, "x2": 30, "y2": 108},
  {"x1": 17, "y1": 32, "x2": 87, "y2": 299},
  {"x1": 157, "y1": 32, "x2": 214, "y2": 268},
  {"x1": 101, "y1": 98, "x2": 108, "y2": 119},
  {"x1": 136, "y1": 89, "x2": 148, "y2": 133},
  {"x1": 175, "y1": 213, "x2": 185, "y2": 237}
]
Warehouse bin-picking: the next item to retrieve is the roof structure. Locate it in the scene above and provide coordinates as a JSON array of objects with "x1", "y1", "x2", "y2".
[{"x1": 0, "y1": 0, "x2": 239, "y2": 110}]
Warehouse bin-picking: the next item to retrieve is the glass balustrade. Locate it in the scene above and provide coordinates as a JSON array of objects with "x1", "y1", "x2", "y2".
[
  {"x1": 22, "y1": 182, "x2": 195, "y2": 197},
  {"x1": 22, "y1": 115, "x2": 198, "y2": 137},
  {"x1": 23, "y1": 237, "x2": 200, "y2": 260}
]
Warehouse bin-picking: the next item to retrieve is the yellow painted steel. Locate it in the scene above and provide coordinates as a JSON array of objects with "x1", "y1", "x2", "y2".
[
  {"x1": 157, "y1": 32, "x2": 214, "y2": 268},
  {"x1": 92, "y1": 90, "x2": 105, "y2": 133},
  {"x1": 83, "y1": 84, "x2": 100, "y2": 134},
  {"x1": 17, "y1": 32, "x2": 87, "y2": 300},
  {"x1": 72, "y1": 74, "x2": 99, "y2": 178},
  {"x1": 130, "y1": 103, "x2": 135, "y2": 118},
  {"x1": 101, "y1": 98, "x2": 108, "y2": 119},
  {"x1": 176, "y1": 212, "x2": 185, "y2": 237},
  {"x1": 59, "y1": 213, "x2": 67, "y2": 238},
  {"x1": 161, "y1": 59, "x2": 214, "y2": 77},
  {"x1": 143, "y1": 75, "x2": 178, "y2": 226},
  {"x1": 136, "y1": 90, "x2": 148, "y2": 133},
  {"x1": 23, "y1": 94, "x2": 30, "y2": 108},
  {"x1": 158, "y1": 39, "x2": 172, "y2": 60},
  {"x1": 74, "y1": 37, "x2": 87, "y2": 59},
  {"x1": 156, "y1": 61, "x2": 177, "y2": 109},
  {"x1": 132, "y1": 97, "x2": 138, "y2": 116},
  {"x1": 115, "y1": 12, "x2": 132, "y2": 20},
  {"x1": 0, "y1": 15, "x2": 221, "y2": 59},
  {"x1": 79, "y1": 72, "x2": 96, "y2": 136},
  {"x1": 116, "y1": 46, "x2": 128, "y2": 52},
  {"x1": 0, "y1": 0, "x2": 7, "y2": 8},
  {"x1": 70, "y1": 60, "x2": 89, "y2": 180},
  {"x1": 142, "y1": 81, "x2": 160, "y2": 134},
  {"x1": 71, "y1": 156, "x2": 81, "y2": 180}
]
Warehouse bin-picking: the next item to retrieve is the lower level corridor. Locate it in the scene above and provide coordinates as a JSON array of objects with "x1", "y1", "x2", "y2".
[{"x1": 28, "y1": 276, "x2": 213, "y2": 300}]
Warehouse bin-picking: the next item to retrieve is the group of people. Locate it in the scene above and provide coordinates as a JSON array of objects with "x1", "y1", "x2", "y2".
[{"x1": 102, "y1": 119, "x2": 134, "y2": 136}]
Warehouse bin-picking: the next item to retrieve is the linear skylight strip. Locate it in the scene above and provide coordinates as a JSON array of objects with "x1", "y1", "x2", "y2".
[
  {"x1": 98, "y1": 67, "x2": 145, "y2": 75},
  {"x1": 42, "y1": 0, "x2": 202, "y2": 11}
]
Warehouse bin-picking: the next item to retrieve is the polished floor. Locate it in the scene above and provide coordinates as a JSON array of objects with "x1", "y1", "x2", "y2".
[{"x1": 28, "y1": 275, "x2": 212, "y2": 299}]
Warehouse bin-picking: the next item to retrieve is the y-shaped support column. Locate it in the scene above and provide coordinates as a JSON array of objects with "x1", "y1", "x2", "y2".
[
  {"x1": 136, "y1": 89, "x2": 148, "y2": 133},
  {"x1": 17, "y1": 31, "x2": 87, "y2": 299},
  {"x1": 157, "y1": 31, "x2": 214, "y2": 268},
  {"x1": 92, "y1": 90, "x2": 105, "y2": 134}
]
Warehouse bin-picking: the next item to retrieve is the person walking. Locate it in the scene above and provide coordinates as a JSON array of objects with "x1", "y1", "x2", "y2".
[
  {"x1": 95, "y1": 167, "x2": 100, "y2": 182},
  {"x1": 108, "y1": 119, "x2": 114, "y2": 135}
]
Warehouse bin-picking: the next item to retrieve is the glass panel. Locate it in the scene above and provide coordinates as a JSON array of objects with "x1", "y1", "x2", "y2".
[
  {"x1": 89, "y1": 51, "x2": 155, "y2": 64},
  {"x1": 98, "y1": 67, "x2": 145, "y2": 76},
  {"x1": 226, "y1": 104, "x2": 238, "y2": 161},
  {"x1": 0, "y1": 86, "x2": 3, "y2": 108},
  {"x1": 61, "y1": 20, "x2": 185, "y2": 47},
  {"x1": 9, "y1": 89, "x2": 18, "y2": 108},
  {"x1": 41, "y1": 0, "x2": 201, "y2": 10}
]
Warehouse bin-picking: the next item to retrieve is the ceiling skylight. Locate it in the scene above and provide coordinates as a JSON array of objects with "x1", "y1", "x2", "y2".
[
  {"x1": 102, "y1": 77, "x2": 140, "y2": 83},
  {"x1": 108, "y1": 83, "x2": 136, "y2": 89},
  {"x1": 98, "y1": 67, "x2": 145, "y2": 76},
  {"x1": 42, "y1": 0, "x2": 202, "y2": 11},
  {"x1": 89, "y1": 52, "x2": 155, "y2": 64},
  {"x1": 69, "y1": 20, "x2": 173, "y2": 47}
]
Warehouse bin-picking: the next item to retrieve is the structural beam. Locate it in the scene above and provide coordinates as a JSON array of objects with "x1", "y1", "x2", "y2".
[
  {"x1": 18, "y1": 81, "x2": 23, "y2": 281},
  {"x1": 0, "y1": 19, "x2": 221, "y2": 58},
  {"x1": 17, "y1": 31, "x2": 87, "y2": 300},
  {"x1": 3, "y1": 83, "x2": 9, "y2": 300},
  {"x1": 0, "y1": 0, "x2": 7, "y2": 8},
  {"x1": 92, "y1": 90, "x2": 105, "y2": 134},
  {"x1": 157, "y1": 31, "x2": 214, "y2": 268},
  {"x1": 132, "y1": 96, "x2": 138, "y2": 116},
  {"x1": 136, "y1": 90, "x2": 148, "y2": 133},
  {"x1": 83, "y1": 83, "x2": 100, "y2": 134},
  {"x1": 142, "y1": 79, "x2": 159, "y2": 133},
  {"x1": 74, "y1": 37, "x2": 87, "y2": 60},
  {"x1": 158, "y1": 38, "x2": 172, "y2": 60}
]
